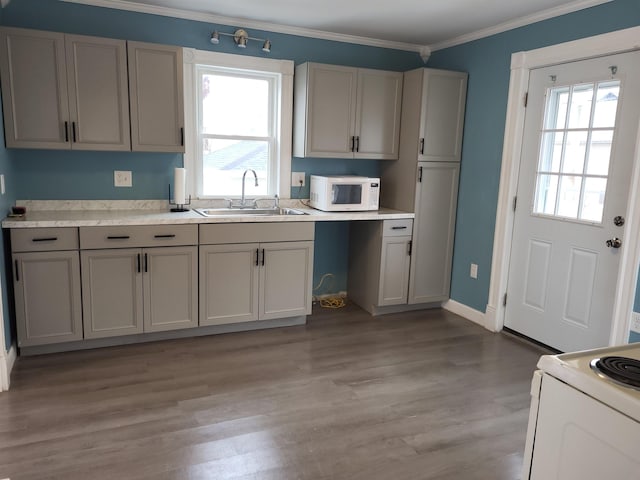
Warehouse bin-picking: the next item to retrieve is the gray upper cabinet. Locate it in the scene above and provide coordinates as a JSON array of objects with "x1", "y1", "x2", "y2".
[
  {"x1": 293, "y1": 63, "x2": 402, "y2": 159},
  {"x1": 128, "y1": 41, "x2": 184, "y2": 153},
  {"x1": 0, "y1": 28, "x2": 69, "y2": 149},
  {"x1": 65, "y1": 34, "x2": 130, "y2": 150},
  {"x1": 418, "y1": 70, "x2": 467, "y2": 162},
  {"x1": 0, "y1": 27, "x2": 130, "y2": 150}
]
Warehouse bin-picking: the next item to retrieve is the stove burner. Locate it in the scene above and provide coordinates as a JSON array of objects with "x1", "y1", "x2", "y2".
[{"x1": 590, "y1": 356, "x2": 640, "y2": 389}]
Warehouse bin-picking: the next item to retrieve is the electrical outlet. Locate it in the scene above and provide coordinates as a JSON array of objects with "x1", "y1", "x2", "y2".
[
  {"x1": 114, "y1": 170, "x2": 132, "y2": 187},
  {"x1": 292, "y1": 172, "x2": 305, "y2": 187},
  {"x1": 470, "y1": 263, "x2": 478, "y2": 279},
  {"x1": 631, "y1": 312, "x2": 640, "y2": 333}
]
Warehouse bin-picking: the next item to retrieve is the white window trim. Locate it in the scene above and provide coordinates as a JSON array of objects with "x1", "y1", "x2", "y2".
[{"x1": 183, "y1": 48, "x2": 294, "y2": 199}]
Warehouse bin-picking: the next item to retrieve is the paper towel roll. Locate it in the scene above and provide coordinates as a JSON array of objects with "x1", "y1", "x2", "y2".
[{"x1": 174, "y1": 168, "x2": 186, "y2": 205}]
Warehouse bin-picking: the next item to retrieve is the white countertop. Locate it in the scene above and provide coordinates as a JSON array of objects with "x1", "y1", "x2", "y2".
[{"x1": 2, "y1": 201, "x2": 413, "y2": 228}]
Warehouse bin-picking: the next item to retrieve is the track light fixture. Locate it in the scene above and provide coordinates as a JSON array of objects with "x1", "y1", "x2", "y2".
[{"x1": 210, "y1": 28, "x2": 272, "y2": 53}]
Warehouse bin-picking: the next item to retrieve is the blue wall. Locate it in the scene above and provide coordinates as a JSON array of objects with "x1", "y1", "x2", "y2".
[{"x1": 427, "y1": 0, "x2": 640, "y2": 316}]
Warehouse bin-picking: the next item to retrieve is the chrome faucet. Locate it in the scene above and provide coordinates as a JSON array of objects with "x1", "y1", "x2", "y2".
[{"x1": 241, "y1": 169, "x2": 258, "y2": 207}]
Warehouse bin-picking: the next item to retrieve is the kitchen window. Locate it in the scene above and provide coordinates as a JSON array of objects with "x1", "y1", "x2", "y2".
[{"x1": 183, "y1": 49, "x2": 294, "y2": 199}]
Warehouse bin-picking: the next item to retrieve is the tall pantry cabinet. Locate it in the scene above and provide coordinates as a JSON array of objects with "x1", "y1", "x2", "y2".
[{"x1": 381, "y1": 68, "x2": 467, "y2": 304}]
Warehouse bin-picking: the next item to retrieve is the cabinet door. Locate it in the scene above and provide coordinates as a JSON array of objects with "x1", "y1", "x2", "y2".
[
  {"x1": 354, "y1": 69, "x2": 403, "y2": 159},
  {"x1": 260, "y1": 241, "x2": 314, "y2": 320},
  {"x1": 128, "y1": 41, "x2": 184, "y2": 152},
  {"x1": 409, "y1": 162, "x2": 460, "y2": 304},
  {"x1": 143, "y1": 246, "x2": 198, "y2": 333},
  {"x1": 65, "y1": 35, "x2": 130, "y2": 150},
  {"x1": 199, "y1": 243, "x2": 260, "y2": 326},
  {"x1": 81, "y1": 249, "x2": 144, "y2": 339},
  {"x1": 379, "y1": 236, "x2": 412, "y2": 306},
  {"x1": 419, "y1": 70, "x2": 467, "y2": 162},
  {"x1": 13, "y1": 251, "x2": 82, "y2": 347},
  {"x1": 305, "y1": 63, "x2": 357, "y2": 157},
  {"x1": 0, "y1": 27, "x2": 70, "y2": 149}
]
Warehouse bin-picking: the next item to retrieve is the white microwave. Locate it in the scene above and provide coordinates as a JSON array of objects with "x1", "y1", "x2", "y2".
[{"x1": 309, "y1": 175, "x2": 380, "y2": 211}]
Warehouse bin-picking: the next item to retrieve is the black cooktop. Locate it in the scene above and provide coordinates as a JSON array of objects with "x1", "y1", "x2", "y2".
[{"x1": 591, "y1": 356, "x2": 640, "y2": 390}]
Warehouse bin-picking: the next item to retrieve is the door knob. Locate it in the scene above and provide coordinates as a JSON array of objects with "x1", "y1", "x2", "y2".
[{"x1": 606, "y1": 238, "x2": 622, "y2": 248}]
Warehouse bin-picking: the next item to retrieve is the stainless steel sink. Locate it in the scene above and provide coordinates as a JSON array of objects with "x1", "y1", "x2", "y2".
[{"x1": 195, "y1": 207, "x2": 308, "y2": 217}]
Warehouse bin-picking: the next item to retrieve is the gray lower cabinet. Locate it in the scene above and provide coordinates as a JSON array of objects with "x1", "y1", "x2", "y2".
[
  {"x1": 81, "y1": 246, "x2": 198, "y2": 339},
  {"x1": 10, "y1": 227, "x2": 82, "y2": 347},
  {"x1": 81, "y1": 248, "x2": 143, "y2": 339},
  {"x1": 348, "y1": 219, "x2": 413, "y2": 314},
  {"x1": 199, "y1": 223, "x2": 315, "y2": 326},
  {"x1": 79, "y1": 225, "x2": 199, "y2": 339},
  {"x1": 13, "y1": 250, "x2": 83, "y2": 347},
  {"x1": 409, "y1": 162, "x2": 460, "y2": 304},
  {"x1": 143, "y1": 246, "x2": 198, "y2": 333}
]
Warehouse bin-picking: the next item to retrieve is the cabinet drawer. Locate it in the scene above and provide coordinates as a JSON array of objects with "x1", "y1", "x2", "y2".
[
  {"x1": 200, "y1": 222, "x2": 314, "y2": 245},
  {"x1": 11, "y1": 227, "x2": 79, "y2": 252},
  {"x1": 382, "y1": 219, "x2": 413, "y2": 237},
  {"x1": 80, "y1": 225, "x2": 198, "y2": 249}
]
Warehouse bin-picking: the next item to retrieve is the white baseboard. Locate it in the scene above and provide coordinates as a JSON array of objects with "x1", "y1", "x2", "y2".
[
  {"x1": 442, "y1": 299, "x2": 487, "y2": 329},
  {"x1": 0, "y1": 343, "x2": 16, "y2": 392}
]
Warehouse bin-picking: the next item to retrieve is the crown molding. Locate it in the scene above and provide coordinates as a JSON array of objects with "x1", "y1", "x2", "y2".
[
  {"x1": 60, "y1": 0, "x2": 614, "y2": 56},
  {"x1": 60, "y1": 0, "x2": 424, "y2": 53},
  {"x1": 428, "y1": 0, "x2": 613, "y2": 51}
]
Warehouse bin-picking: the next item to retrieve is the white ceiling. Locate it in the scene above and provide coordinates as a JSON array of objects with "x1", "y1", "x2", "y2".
[{"x1": 65, "y1": 0, "x2": 611, "y2": 51}]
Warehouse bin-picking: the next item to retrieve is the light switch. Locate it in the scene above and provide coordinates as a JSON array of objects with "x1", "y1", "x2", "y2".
[
  {"x1": 0, "y1": 174, "x2": 5, "y2": 195},
  {"x1": 470, "y1": 263, "x2": 478, "y2": 279}
]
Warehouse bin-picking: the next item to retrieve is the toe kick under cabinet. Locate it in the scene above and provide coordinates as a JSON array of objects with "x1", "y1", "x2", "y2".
[
  {"x1": 199, "y1": 223, "x2": 315, "y2": 326},
  {"x1": 79, "y1": 225, "x2": 198, "y2": 338}
]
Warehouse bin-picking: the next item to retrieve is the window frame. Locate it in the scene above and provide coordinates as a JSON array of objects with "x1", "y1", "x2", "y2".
[{"x1": 183, "y1": 48, "x2": 294, "y2": 199}]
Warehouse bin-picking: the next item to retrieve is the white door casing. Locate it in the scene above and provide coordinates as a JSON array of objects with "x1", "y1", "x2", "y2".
[
  {"x1": 504, "y1": 52, "x2": 640, "y2": 352},
  {"x1": 487, "y1": 26, "x2": 640, "y2": 346}
]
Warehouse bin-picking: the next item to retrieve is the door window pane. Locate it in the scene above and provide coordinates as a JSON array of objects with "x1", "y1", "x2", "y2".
[
  {"x1": 544, "y1": 87, "x2": 570, "y2": 129},
  {"x1": 580, "y1": 178, "x2": 607, "y2": 222},
  {"x1": 592, "y1": 82, "x2": 620, "y2": 128},
  {"x1": 586, "y1": 130, "x2": 614, "y2": 176},
  {"x1": 539, "y1": 132, "x2": 564, "y2": 172},
  {"x1": 567, "y1": 84, "x2": 594, "y2": 129},
  {"x1": 556, "y1": 176, "x2": 582, "y2": 218},
  {"x1": 534, "y1": 174, "x2": 559, "y2": 215},
  {"x1": 562, "y1": 131, "x2": 588, "y2": 174}
]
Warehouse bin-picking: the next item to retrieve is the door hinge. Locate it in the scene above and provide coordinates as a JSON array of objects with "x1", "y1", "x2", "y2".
[
  {"x1": 503, "y1": 293, "x2": 508, "y2": 307},
  {"x1": 524, "y1": 92, "x2": 528, "y2": 107},
  {"x1": 513, "y1": 196, "x2": 517, "y2": 211}
]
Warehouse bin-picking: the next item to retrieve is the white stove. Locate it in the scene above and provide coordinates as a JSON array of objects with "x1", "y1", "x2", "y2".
[{"x1": 522, "y1": 343, "x2": 640, "y2": 480}]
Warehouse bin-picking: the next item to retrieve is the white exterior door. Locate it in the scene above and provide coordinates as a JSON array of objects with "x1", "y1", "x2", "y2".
[{"x1": 505, "y1": 52, "x2": 640, "y2": 352}]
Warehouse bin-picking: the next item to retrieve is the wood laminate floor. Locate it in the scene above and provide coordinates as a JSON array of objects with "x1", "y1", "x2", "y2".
[{"x1": 0, "y1": 304, "x2": 549, "y2": 480}]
